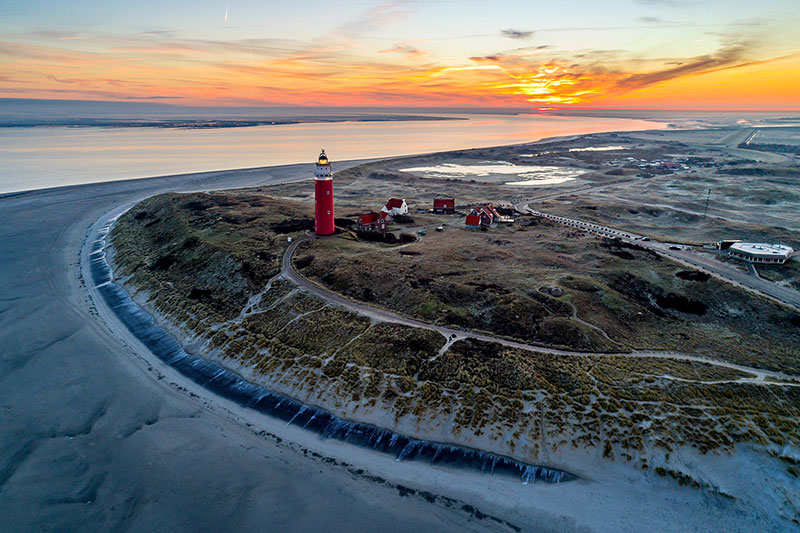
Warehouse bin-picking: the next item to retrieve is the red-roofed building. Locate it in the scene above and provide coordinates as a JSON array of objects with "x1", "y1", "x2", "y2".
[
  {"x1": 484, "y1": 203, "x2": 501, "y2": 220},
  {"x1": 471, "y1": 203, "x2": 512, "y2": 227},
  {"x1": 382, "y1": 198, "x2": 408, "y2": 216},
  {"x1": 465, "y1": 210, "x2": 481, "y2": 229},
  {"x1": 357, "y1": 211, "x2": 390, "y2": 232},
  {"x1": 478, "y1": 207, "x2": 495, "y2": 227},
  {"x1": 433, "y1": 198, "x2": 455, "y2": 214}
]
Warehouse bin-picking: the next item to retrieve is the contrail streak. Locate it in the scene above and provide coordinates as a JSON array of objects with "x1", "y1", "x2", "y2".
[{"x1": 224, "y1": 1, "x2": 229, "y2": 21}]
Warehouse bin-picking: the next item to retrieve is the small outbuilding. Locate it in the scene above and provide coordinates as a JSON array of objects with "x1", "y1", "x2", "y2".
[
  {"x1": 433, "y1": 198, "x2": 455, "y2": 214},
  {"x1": 465, "y1": 212, "x2": 481, "y2": 229}
]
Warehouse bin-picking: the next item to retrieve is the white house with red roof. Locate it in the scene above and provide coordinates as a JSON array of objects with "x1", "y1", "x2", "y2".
[{"x1": 381, "y1": 198, "x2": 408, "y2": 216}]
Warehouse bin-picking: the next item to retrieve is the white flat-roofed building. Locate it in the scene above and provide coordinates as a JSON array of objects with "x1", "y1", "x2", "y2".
[{"x1": 728, "y1": 242, "x2": 794, "y2": 264}]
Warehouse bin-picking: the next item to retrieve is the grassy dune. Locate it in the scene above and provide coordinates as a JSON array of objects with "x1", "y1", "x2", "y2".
[
  {"x1": 111, "y1": 189, "x2": 800, "y2": 478},
  {"x1": 298, "y1": 214, "x2": 800, "y2": 374}
]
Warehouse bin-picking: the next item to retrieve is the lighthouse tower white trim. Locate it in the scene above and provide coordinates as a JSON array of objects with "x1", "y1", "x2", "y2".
[{"x1": 315, "y1": 151, "x2": 332, "y2": 180}]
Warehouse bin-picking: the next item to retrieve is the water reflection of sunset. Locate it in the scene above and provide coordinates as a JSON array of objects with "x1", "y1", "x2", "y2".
[{"x1": 0, "y1": 114, "x2": 662, "y2": 193}]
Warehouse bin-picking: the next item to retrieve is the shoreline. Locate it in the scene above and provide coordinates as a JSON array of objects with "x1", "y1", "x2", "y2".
[
  {"x1": 2, "y1": 128, "x2": 795, "y2": 531},
  {"x1": 81, "y1": 193, "x2": 783, "y2": 533},
  {"x1": 87, "y1": 209, "x2": 574, "y2": 484},
  {"x1": 0, "y1": 114, "x2": 464, "y2": 130}
]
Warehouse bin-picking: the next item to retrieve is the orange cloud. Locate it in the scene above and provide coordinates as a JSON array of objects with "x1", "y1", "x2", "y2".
[{"x1": 1, "y1": 28, "x2": 798, "y2": 109}]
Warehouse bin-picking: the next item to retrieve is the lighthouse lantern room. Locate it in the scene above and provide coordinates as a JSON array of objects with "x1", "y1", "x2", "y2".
[{"x1": 314, "y1": 149, "x2": 335, "y2": 235}]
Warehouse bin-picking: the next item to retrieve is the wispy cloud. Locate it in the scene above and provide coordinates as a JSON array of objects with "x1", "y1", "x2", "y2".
[
  {"x1": 501, "y1": 29, "x2": 534, "y2": 40},
  {"x1": 379, "y1": 42, "x2": 426, "y2": 58},
  {"x1": 636, "y1": 16, "x2": 664, "y2": 24},
  {"x1": 448, "y1": 31, "x2": 798, "y2": 104}
]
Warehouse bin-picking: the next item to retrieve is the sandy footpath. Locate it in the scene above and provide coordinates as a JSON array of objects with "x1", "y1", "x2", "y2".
[{"x1": 0, "y1": 159, "x2": 791, "y2": 532}]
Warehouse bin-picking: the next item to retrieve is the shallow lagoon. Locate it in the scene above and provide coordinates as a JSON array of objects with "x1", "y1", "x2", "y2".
[{"x1": 400, "y1": 161, "x2": 584, "y2": 186}]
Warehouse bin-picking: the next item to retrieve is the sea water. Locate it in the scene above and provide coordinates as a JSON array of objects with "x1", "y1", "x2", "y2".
[{"x1": 0, "y1": 113, "x2": 659, "y2": 194}]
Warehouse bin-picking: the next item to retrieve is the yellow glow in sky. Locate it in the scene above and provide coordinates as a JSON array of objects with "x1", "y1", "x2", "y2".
[{"x1": 1, "y1": 1, "x2": 799, "y2": 109}]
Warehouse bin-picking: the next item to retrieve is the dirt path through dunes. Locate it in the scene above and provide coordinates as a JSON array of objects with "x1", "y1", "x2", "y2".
[{"x1": 282, "y1": 238, "x2": 800, "y2": 386}]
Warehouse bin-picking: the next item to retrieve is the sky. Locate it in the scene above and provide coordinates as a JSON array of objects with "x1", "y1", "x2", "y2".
[{"x1": 1, "y1": 0, "x2": 799, "y2": 110}]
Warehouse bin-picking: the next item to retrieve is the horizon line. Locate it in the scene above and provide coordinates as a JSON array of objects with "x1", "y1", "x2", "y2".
[{"x1": 2, "y1": 97, "x2": 800, "y2": 113}]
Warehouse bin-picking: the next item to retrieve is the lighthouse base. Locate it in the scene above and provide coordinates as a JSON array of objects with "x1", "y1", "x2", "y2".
[{"x1": 314, "y1": 178, "x2": 335, "y2": 236}]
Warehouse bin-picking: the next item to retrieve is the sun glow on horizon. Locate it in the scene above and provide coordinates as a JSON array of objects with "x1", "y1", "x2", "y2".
[{"x1": 1, "y1": 0, "x2": 799, "y2": 110}]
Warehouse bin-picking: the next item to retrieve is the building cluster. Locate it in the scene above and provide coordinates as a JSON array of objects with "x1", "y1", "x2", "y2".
[
  {"x1": 607, "y1": 156, "x2": 690, "y2": 175},
  {"x1": 465, "y1": 203, "x2": 514, "y2": 229},
  {"x1": 312, "y1": 153, "x2": 517, "y2": 239},
  {"x1": 357, "y1": 197, "x2": 462, "y2": 233},
  {"x1": 356, "y1": 197, "x2": 408, "y2": 233}
]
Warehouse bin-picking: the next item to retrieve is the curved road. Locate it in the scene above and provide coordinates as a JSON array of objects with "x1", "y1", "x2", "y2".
[{"x1": 282, "y1": 238, "x2": 800, "y2": 385}]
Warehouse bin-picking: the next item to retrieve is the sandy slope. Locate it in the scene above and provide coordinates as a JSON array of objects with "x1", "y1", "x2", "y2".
[{"x1": 0, "y1": 160, "x2": 793, "y2": 532}]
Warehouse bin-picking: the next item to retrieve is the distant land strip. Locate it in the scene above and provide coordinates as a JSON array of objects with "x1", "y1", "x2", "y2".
[{"x1": 0, "y1": 115, "x2": 462, "y2": 129}]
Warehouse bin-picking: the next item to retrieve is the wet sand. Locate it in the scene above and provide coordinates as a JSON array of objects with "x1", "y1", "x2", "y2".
[
  {"x1": 0, "y1": 158, "x2": 789, "y2": 532},
  {"x1": 1, "y1": 164, "x2": 475, "y2": 532}
]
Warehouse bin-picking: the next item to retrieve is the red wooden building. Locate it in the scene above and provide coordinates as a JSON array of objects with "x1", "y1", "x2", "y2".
[
  {"x1": 358, "y1": 211, "x2": 390, "y2": 232},
  {"x1": 479, "y1": 204, "x2": 502, "y2": 226},
  {"x1": 433, "y1": 198, "x2": 455, "y2": 214}
]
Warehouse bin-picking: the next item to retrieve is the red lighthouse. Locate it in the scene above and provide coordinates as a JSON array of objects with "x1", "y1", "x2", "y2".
[{"x1": 314, "y1": 150, "x2": 335, "y2": 236}]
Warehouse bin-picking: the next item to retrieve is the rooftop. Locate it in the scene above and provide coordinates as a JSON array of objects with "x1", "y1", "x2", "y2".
[{"x1": 729, "y1": 242, "x2": 793, "y2": 257}]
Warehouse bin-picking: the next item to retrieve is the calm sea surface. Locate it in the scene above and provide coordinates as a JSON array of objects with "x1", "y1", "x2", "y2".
[{"x1": 0, "y1": 114, "x2": 662, "y2": 194}]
